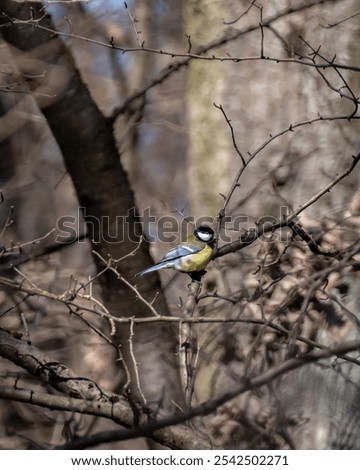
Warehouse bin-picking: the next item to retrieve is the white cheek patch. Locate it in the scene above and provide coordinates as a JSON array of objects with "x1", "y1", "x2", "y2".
[{"x1": 198, "y1": 232, "x2": 213, "y2": 242}]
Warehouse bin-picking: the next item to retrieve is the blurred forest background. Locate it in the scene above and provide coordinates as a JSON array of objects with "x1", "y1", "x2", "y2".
[{"x1": 0, "y1": 0, "x2": 359, "y2": 450}]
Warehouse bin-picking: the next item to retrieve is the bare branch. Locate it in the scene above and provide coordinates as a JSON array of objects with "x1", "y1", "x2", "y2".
[
  {"x1": 92, "y1": 250, "x2": 161, "y2": 318},
  {"x1": 287, "y1": 152, "x2": 360, "y2": 223},
  {"x1": 0, "y1": 327, "x2": 213, "y2": 450},
  {"x1": 58, "y1": 339, "x2": 360, "y2": 449},
  {"x1": 128, "y1": 317, "x2": 147, "y2": 407},
  {"x1": 180, "y1": 280, "x2": 202, "y2": 405},
  {"x1": 299, "y1": 36, "x2": 359, "y2": 116},
  {"x1": 0, "y1": 328, "x2": 110, "y2": 401},
  {"x1": 217, "y1": 147, "x2": 360, "y2": 245},
  {"x1": 0, "y1": 384, "x2": 130, "y2": 425},
  {"x1": 1, "y1": 0, "x2": 350, "y2": 121},
  {"x1": 124, "y1": 1, "x2": 143, "y2": 48},
  {"x1": 223, "y1": 0, "x2": 257, "y2": 25},
  {"x1": 320, "y1": 10, "x2": 360, "y2": 29},
  {"x1": 214, "y1": 103, "x2": 246, "y2": 165}
]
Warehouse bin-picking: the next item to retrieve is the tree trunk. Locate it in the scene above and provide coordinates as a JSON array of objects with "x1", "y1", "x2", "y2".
[{"x1": 1, "y1": 0, "x2": 184, "y2": 412}]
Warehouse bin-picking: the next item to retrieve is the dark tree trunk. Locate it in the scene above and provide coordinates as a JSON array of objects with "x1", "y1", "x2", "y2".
[{"x1": 0, "y1": 0, "x2": 184, "y2": 412}]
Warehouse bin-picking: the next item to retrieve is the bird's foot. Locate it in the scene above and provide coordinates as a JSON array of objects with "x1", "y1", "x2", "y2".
[{"x1": 188, "y1": 270, "x2": 207, "y2": 284}]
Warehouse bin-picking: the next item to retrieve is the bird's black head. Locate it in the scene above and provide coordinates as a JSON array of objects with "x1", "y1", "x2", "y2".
[{"x1": 194, "y1": 225, "x2": 216, "y2": 243}]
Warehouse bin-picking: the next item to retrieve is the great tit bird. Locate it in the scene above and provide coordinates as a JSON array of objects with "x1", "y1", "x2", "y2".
[{"x1": 135, "y1": 225, "x2": 216, "y2": 280}]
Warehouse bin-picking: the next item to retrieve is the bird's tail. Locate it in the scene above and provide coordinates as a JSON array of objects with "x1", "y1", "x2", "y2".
[
  {"x1": 135, "y1": 264, "x2": 163, "y2": 277},
  {"x1": 135, "y1": 258, "x2": 176, "y2": 277}
]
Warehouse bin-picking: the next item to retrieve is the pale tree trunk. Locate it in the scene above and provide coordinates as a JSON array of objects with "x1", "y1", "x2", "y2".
[{"x1": 185, "y1": 0, "x2": 236, "y2": 219}]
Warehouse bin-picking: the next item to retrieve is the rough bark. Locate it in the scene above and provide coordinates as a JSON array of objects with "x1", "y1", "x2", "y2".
[{"x1": 0, "y1": 0, "x2": 184, "y2": 411}]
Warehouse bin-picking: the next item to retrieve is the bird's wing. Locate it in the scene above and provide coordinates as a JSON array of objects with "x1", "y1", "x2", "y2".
[
  {"x1": 135, "y1": 244, "x2": 203, "y2": 277},
  {"x1": 159, "y1": 244, "x2": 202, "y2": 263}
]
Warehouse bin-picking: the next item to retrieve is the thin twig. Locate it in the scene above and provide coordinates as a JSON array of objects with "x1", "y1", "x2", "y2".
[
  {"x1": 0, "y1": 205, "x2": 14, "y2": 240},
  {"x1": 223, "y1": 0, "x2": 257, "y2": 26},
  {"x1": 92, "y1": 251, "x2": 161, "y2": 317},
  {"x1": 124, "y1": 1, "x2": 143, "y2": 48},
  {"x1": 3, "y1": 0, "x2": 353, "y2": 122},
  {"x1": 180, "y1": 280, "x2": 203, "y2": 405},
  {"x1": 320, "y1": 11, "x2": 360, "y2": 29},
  {"x1": 318, "y1": 288, "x2": 360, "y2": 330},
  {"x1": 287, "y1": 152, "x2": 360, "y2": 223},
  {"x1": 300, "y1": 36, "x2": 359, "y2": 117},
  {"x1": 255, "y1": 2, "x2": 265, "y2": 58},
  {"x1": 214, "y1": 103, "x2": 246, "y2": 165},
  {"x1": 128, "y1": 317, "x2": 147, "y2": 406},
  {"x1": 218, "y1": 147, "x2": 360, "y2": 240}
]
